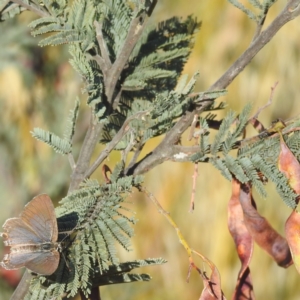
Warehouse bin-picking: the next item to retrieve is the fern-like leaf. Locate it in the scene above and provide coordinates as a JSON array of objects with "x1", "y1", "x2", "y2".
[
  {"x1": 239, "y1": 156, "x2": 267, "y2": 197},
  {"x1": 31, "y1": 128, "x2": 71, "y2": 154},
  {"x1": 223, "y1": 102, "x2": 252, "y2": 154},
  {"x1": 63, "y1": 98, "x2": 80, "y2": 143},
  {"x1": 227, "y1": 0, "x2": 257, "y2": 20},
  {"x1": 210, "y1": 110, "x2": 236, "y2": 155},
  {"x1": 24, "y1": 175, "x2": 156, "y2": 298},
  {"x1": 210, "y1": 157, "x2": 232, "y2": 181}
]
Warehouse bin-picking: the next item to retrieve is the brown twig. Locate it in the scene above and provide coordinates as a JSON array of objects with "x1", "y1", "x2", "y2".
[
  {"x1": 68, "y1": 153, "x2": 76, "y2": 170},
  {"x1": 94, "y1": 6, "x2": 155, "y2": 107},
  {"x1": 247, "y1": 81, "x2": 279, "y2": 133},
  {"x1": 189, "y1": 163, "x2": 199, "y2": 212},
  {"x1": 239, "y1": 126, "x2": 300, "y2": 147},
  {"x1": 68, "y1": 114, "x2": 104, "y2": 193},
  {"x1": 121, "y1": 130, "x2": 136, "y2": 164},
  {"x1": 142, "y1": 187, "x2": 193, "y2": 257},
  {"x1": 125, "y1": 142, "x2": 145, "y2": 173},
  {"x1": 188, "y1": 114, "x2": 199, "y2": 141},
  {"x1": 85, "y1": 111, "x2": 149, "y2": 179},
  {"x1": 10, "y1": 0, "x2": 49, "y2": 17},
  {"x1": 251, "y1": 8, "x2": 268, "y2": 44},
  {"x1": 93, "y1": 21, "x2": 112, "y2": 82},
  {"x1": 250, "y1": 81, "x2": 278, "y2": 121},
  {"x1": 142, "y1": 187, "x2": 218, "y2": 288}
]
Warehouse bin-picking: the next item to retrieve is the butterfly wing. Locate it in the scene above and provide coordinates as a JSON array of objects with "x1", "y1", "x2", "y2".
[
  {"x1": 1, "y1": 249, "x2": 59, "y2": 275},
  {"x1": 1, "y1": 194, "x2": 59, "y2": 275},
  {"x1": 19, "y1": 194, "x2": 58, "y2": 243},
  {"x1": 2, "y1": 218, "x2": 46, "y2": 246},
  {"x1": 25, "y1": 250, "x2": 60, "y2": 275}
]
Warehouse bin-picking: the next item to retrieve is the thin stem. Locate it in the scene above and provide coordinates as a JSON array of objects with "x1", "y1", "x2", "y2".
[
  {"x1": 10, "y1": 0, "x2": 50, "y2": 17},
  {"x1": 94, "y1": 21, "x2": 112, "y2": 77},
  {"x1": 105, "y1": 10, "x2": 149, "y2": 105},
  {"x1": 251, "y1": 9, "x2": 268, "y2": 43},
  {"x1": 121, "y1": 130, "x2": 136, "y2": 164},
  {"x1": 93, "y1": 2, "x2": 158, "y2": 107},
  {"x1": 142, "y1": 187, "x2": 212, "y2": 284},
  {"x1": 142, "y1": 187, "x2": 192, "y2": 257},
  {"x1": 188, "y1": 114, "x2": 199, "y2": 141},
  {"x1": 125, "y1": 110, "x2": 197, "y2": 175},
  {"x1": 248, "y1": 81, "x2": 278, "y2": 124},
  {"x1": 125, "y1": 143, "x2": 144, "y2": 173},
  {"x1": 236, "y1": 126, "x2": 300, "y2": 148},
  {"x1": 85, "y1": 111, "x2": 149, "y2": 178},
  {"x1": 68, "y1": 153, "x2": 76, "y2": 170},
  {"x1": 68, "y1": 113, "x2": 104, "y2": 193},
  {"x1": 189, "y1": 163, "x2": 198, "y2": 212}
]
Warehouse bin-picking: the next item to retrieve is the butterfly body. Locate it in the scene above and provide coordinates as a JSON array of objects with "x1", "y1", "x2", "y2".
[{"x1": 0, "y1": 194, "x2": 60, "y2": 275}]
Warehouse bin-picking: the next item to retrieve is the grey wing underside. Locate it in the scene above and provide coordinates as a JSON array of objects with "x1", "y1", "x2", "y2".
[
  {"x1": 1, "y1": 250, "x2": 60, "y2": 275},
  {"x1": 20, "y1": 194, "x2": 58, "y2": 243},
  {"x1": 2, "y1": 218, "x2": 47, "y2": 246},
  {"x1": 2, "y1": 194, "x2": 58, "y2": 245}
]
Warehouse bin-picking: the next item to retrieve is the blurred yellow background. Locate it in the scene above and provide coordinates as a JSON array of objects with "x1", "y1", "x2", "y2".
[{"x1": 0, "y1": 1, "x2": 300, "y2": 299}]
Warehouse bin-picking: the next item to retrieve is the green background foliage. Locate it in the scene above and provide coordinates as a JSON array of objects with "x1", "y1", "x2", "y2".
[{"x1": 1, "y1": 0, "x2": 300, "y2": 299}]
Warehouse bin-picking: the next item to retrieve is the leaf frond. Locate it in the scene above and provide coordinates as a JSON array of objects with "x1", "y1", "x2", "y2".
[{"x1": 31, "y1": 128, "x2": 71, "y2": 154}]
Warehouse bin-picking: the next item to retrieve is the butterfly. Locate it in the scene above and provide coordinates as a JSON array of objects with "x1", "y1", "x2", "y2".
[{"x1": 0, "y1": 194, "x2": 60, "y2": 275}]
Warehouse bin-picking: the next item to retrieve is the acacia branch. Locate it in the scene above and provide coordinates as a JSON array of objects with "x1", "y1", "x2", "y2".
[
  {"x1": 68, "y1": 114, "x2": 104, "y2": 193},
  {"x1": 94, "y1": 21, "x2": 112, "y2": 78},
  {"x1": 104, "y1": 13, "x2": 147, "y2": 105},
  {"x1": 126, "y1": 0, "x2": 300, "y2": 176},
  {"x1": 94, "y1": 3, "x2": 157, "y2": 107}
]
